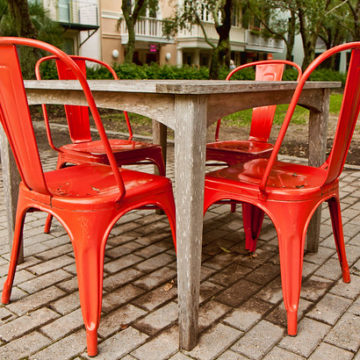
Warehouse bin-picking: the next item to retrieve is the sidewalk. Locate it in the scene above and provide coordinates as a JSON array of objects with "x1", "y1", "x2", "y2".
[{"x1": 0, "y1": 143, "x2": 360, "y2": 360}]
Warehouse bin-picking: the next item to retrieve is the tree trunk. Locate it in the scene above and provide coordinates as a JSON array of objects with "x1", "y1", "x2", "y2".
[
  {"x1": 286, "y1": 11, "x2": 296, "y2": 61},
  {"x1": 7, "y1": 0, "x2": 37, "y2": 37},
  {"x1": 209, "y1": 0, "x2": 232, "y2": 79},
  {"x1": 124, "y1": 18, "x2": 136, "y2": 63}
]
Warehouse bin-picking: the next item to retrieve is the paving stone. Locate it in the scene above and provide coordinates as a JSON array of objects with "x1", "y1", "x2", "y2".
[
  {"x1": 245, "y1": 263, "x2": 280, "y2": 285},
  {"x1": 135, "y1": 244, "x2": 165, "y2": 259},
  {"x1": 132, "y1": 283, "x2": 177, "y2": 311},
  {"x1": 135, "y1": 301, "x2": 178, "y2": 336},
  {"x1": 307, "y1": 293, "x2": 351, "y2": 325},
  {"x1": 50, "y1": 291, "x2": 80, "y2": 315},
  {"x1": 0, "y1": 307, "x2": 58, "y2": 341},
  {"x1": 103, "y1": 267, "x2": 143, "y2": 292},
  {"x1": 304, "y1": 246, "x2": 336, "y2": 265},
  {"x1": 18, "y1": 269, "x2": 71, "y2": 293},
  {"x1": 98, "y1": 304, "x2": 146, "y2": 338},
  {"x1": 30, "y1": 329, "x2": 87, "y2": 360},
  {"x1": 106, "y1": 242, "x2": 143, "y2": 259},
  {"x1": 102, "y1": 284, "x2": 145, "y2": 313},
  {"x1": 224, "y1": 298, "x2": 273, "y2": 331},
  {"x1": 103, "y1": 254, "x2": 143, "y2": 273},
  {"x1": 308, "y1": 342, "x2": 353, "y2": 360},
  {"x1": 331, "y1": 274, "x2": 360, "y2": 300},
  {"x1": 199, "y1": 280, "x2": 224, "y2": 304},
  {"x1": 216, "y1": 350, "x2": 250, "y2": 360},
  {"x1": 199, "y1": 300, "x2": 230, "y2": 331},
  {"x1": 131, "y1": 326, "x2": 179, "y2": 360},
  {"x1": 84, "y1": 327, "x2": 148, "y2": 360},
  {"x1": 6, "y1": 286, "x2": 65, "y2": 316},
  {"x1": 134, "y1": 267, "x2": 176, "y2": 290},
  {"x1": 279, "y1": 317, "x2": 330, "y2": 357},
  {"x1": 209, "y1": 262, "x2": 252, "y2": 286},
  {"x1": 325, "y1": 312, "x2": 360, "y2": 352},
  {"x1": 135, "y1": 253, "x2": 175, "y2": 272},
  {"x1": 315, "y1": 258, "x2": 347, "y2": 281},
  {"x1": 0, "y1": 307, "x2": 16, "y2": 325},
  {"x1": 216, "y1": 279, "x2": 261, "y2": 307},
  {"x1": 255, "y1": 277, "x2": 283, "y2": 304},
  {"x1": 186, "y1": 323, "x2": 243, "y2": 360},
  {"x1": 300, "y1": 275, "x2": 333, "y2": 302},
  {"x1": 41, "y1": 308, "x2": 84, "y2": 340},
  {"x1": 232, "y1": 320, "x2": 283, "y2": 360},
  {"x1": 263, "y1": 346, "x2": 305, "y2": 360},
  {"x1": 0, "y1": 331, "x2": 51, "y2": 360},
  {"x1": 168, "y1": 352, "x2": 194, "y2": 360},
  {"x1": 28, "y1": 255, "x2": 74, "y2": 275},
  {"x1": 36, "y1": 243, "x2": 73, "y2": 260}
]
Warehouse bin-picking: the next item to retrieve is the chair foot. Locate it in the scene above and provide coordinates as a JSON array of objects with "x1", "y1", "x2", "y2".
[
  {"x1": 287, "y1": 310, "x2": 298, "y2": 336},
  {"x1": 86, "y1": 329, "x2": 98, "y2": 357},
  {"x1": 343, "y1": 267, "x2": 350, "y2": 283},
  {"x1": 1, "y1": 285, "x2": 11, "y2": 304},
  {"x1": 44, "y1": 214, "x2": 53, "y2": 234}
]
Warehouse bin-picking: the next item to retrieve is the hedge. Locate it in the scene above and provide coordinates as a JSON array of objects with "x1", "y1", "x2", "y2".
[{"x1": 38, "y1": 61, "x2": 347, "y2": 86}]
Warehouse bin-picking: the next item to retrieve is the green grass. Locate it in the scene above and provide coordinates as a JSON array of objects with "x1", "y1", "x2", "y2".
[
  {"x1": 98, "y1": 93, "x2": 343, "y2": 137},
  {"x1": 222, "y1": 93, "x2": 343, "y2": 127}
]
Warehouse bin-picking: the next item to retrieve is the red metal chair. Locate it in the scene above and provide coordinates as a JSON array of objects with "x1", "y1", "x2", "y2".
[
  {"x1": 204, "y1": 42, "x2": 360, "y2": 336},
  {"x1": 35, "y1": 55, "x2": 166, "y2": 233},
  {"x1": 0, "y1": 37, "x2": 176, "y2": 357},
  {"x1": 207, "y1": 60, "x2": 302, "y2": 252}
]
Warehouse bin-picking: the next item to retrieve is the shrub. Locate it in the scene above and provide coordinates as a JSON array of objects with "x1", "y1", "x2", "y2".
[{"x1": 39, "y1": 61, "x2": 347, "y2": 86}]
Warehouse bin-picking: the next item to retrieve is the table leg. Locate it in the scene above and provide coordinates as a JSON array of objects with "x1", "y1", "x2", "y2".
[
  {"x1": 174, "y1": 95, "x2": 207, "y2": 350},
  {"x1": 152, "y1": 120, "x2": 168, "y2": 174},
  {"x1": 307, "y1": 89, "x2": 330, "y2": 252},
  {"x1": 0, "y1": 127, "x2": 23, "y2": 262}
]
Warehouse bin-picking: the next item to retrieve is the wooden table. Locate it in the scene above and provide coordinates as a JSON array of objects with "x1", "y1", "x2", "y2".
[{"x1": 0, "y1": 79, "x2": 340, "y2": 350}]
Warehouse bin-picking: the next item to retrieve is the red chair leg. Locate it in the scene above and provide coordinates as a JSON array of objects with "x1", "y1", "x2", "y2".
[
  {"x1": 62, "y1": 210, "x2": 114, "y2": 357},
  {"x1": 272, "y1": 204, "x2": 308, "y2": 336},
  {"x1": 156, "y1": 191, "x2": 177, "y2": 250},
  {"x1": 2, "y1": 197, "x2": 27, "y2": 304},
  {"x1": 242, "y1": 203, "x2": 265, "y2": 252},
  {"x1": 230, "y1": 201, "x2": 237, "y2": 213},
  {"x1": 327, "y1": 197, "x2": 350, "y2": 283},
  {"x1": 150, "y1": 154, "x2": 166, "y2": 176}
]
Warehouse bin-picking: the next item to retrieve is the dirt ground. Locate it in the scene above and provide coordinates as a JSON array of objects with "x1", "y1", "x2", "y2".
[{"x1": 32, "y1": 108, "x2": 360, "y2": 166}]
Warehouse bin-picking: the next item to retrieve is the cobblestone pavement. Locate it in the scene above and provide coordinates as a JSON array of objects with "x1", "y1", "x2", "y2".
[{"x1": 1, "y1": 145, "x2": 360, "y2": 360}]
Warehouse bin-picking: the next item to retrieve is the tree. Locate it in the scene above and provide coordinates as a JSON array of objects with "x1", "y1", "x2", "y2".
[
  {"x1": 164, "y1": 0, "x2": 241, "y2": 79},
  {"x1": 6, "y1": 0, "x2": 37, "y2": 38},
  {"x1": 121, "y1": 0, "x2": 158, "y2": 63},
  {"x1": 340, "y1": 0, "x2": 360, "y2": 40},
  {"x1": 247, "y1": 0, "x2": 298, "y2": 61},
  {"x1": 0, "y1": 0, "x2": 63, "y2": 78}
]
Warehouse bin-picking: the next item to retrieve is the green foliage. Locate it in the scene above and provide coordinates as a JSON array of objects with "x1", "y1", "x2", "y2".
[
  {"x1": 41, "y1": 62, "x2": 347, "y2": 87},
  {"x1": 308, "y1": 68, "x2": 346, "y2": 86}
]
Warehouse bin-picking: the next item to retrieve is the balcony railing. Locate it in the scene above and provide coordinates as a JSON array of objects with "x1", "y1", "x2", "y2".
[
  {"x1": 177, "y1": 23, "x2": 246, "y2": 50},
  {"x1": 245, "y1": 30, "x2": 284, "y2": 53},
  {"x1": 119, "y1": 17, "x2": 173, "y2": 44},
  {"x1": 48, "y1": 0, "x2": 99, "y2": 28}
]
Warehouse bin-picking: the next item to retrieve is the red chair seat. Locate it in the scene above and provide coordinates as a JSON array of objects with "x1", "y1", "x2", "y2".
[
  {"x1": 61, "y1": 139, "x2": 160, "y2": 154},
  {"x1": 43, "y1": 164, "x2": 171, "y2": 207},
  {"x1": 206, "y1": 140, "x2": 273, "y2": 155},
  {"x1": 206, "y1": 159, "x2": 326, "y2": 195}
]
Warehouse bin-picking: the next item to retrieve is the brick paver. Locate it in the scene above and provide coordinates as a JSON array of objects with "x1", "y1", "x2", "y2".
[{"x1": 0, "y1": 142, "x2": 359, "y2": 359}]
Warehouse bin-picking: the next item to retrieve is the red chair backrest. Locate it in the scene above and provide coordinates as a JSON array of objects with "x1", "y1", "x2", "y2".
[
  {"x1": 260, "y1": 43, "x2": 360, "y2": 192},
  {"x1": 35, "y1": 55, "x2": 119, "y2": 144},
  {"x1": 0, "y1": 37, "x2": 125, "y2": 199},
  {"x1": 0, "y1": 43, "x2": 48, "y2": 195},
  {"x1": 215, "y1": 60, "x2": 302, "y2": 142}
]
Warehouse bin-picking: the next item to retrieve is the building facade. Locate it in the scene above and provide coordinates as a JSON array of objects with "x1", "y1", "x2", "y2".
[{"x1": 99, "y1": 0, "x2": 285, "y2": 67}]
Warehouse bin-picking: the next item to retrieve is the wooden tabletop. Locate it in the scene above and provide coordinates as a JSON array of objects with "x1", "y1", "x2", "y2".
[{"x1": 24, "y1": 79, "x2": 341, "y2": 94}]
